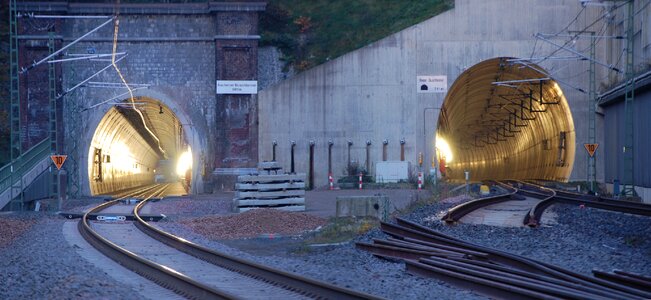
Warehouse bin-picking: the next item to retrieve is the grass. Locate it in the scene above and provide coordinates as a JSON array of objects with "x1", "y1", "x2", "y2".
[
  {"x1": 261, "y1": 0, "x2": 454, "y2": 71},
  {"x1": 298, "y1": 181, "x2": 459, "y2": 249},
  {"x1": 301, "y1": 216, "x2": 380, "y2": 246}
]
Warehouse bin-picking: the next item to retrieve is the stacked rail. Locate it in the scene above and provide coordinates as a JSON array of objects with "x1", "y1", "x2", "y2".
[
  {"x1": 357, "y1": 218, "x2": 651, "y2": 300},
  {"x1": 233, "y1": 173, "x2": 306, "y2": 212}
]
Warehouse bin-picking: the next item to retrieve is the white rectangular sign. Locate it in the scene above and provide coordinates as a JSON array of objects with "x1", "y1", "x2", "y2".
[
  {"x1": 216, "y1": 80, "x2": 258, "y2": 94},
  {"x1": 417, "y1": 75, "x2": 447, "y2": 93}
]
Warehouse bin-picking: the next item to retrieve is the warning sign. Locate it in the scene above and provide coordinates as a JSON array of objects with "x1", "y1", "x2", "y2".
[
  {"x1": 51, "y1": 155, "x2": 67, "y2": 170},
  {"x1": 584, "y1": 144, "x2": 599, "y2": 157}
]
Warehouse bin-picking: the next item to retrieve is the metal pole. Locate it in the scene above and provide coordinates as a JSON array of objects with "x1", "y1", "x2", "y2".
[
  {"x1": 47, "y1": 52, "x2": 126, "y2": 63},
  {"x1": 57, "y1": 55, "x2": 127, "y2": 100},
  {"x1": 20, "y1": 14, "x2": 112, "y2": 19},
  {"x1": 588, "y1": 32, "x2": 596, "y2": 192},
  {"x1": 423, "y1": 107, "x2": 439, "y2": 185},
  {"x1": 621, "y1": 0, "x2": 636, "y2": 197},
  {"x1": 568, "y1": 30, "x2": 597, "y2": 192},
  {"x1": 9, "y1": 0, "x2": 21, "y2": 160},
  {"x1": 22, "y1": 16, "x2": 116, "y2": 73},
  {"x1": 57, "y1": 170, "x2": 61, "y2": 211}
]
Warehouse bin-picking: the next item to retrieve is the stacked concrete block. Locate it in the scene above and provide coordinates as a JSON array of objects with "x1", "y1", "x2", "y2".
[{"x1": 233, "y1": 172, "x2": 306, "y2": 212}]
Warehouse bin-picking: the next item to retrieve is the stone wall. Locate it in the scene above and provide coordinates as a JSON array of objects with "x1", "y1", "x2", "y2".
[{"x1": 15, "y1": 2, "x2": 265, "y2": 196}]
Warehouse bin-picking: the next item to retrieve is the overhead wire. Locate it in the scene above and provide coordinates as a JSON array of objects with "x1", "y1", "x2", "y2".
[
  {"x1": 536, "y1": 2, "x2": 627, "y2": 66},
  {"x1": 110, "y1": 0, "x2": 167, "y2": 158}
]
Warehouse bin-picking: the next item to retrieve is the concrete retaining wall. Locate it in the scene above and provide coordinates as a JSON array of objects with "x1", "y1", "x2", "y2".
[{"x1": 258, "y1": 0, "x2": 632, "y2": 187}]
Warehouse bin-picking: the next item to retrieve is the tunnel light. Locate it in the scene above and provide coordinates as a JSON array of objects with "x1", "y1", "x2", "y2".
[
  {"x1": 176, "y1": 148, "x2": 193, "y2": 177},
  {"x1": 110, "y1": 142, "x2": 137, "y2": 173},
  {"x1": 436, "y1": 135, "x2": 453, "y2": 163}
]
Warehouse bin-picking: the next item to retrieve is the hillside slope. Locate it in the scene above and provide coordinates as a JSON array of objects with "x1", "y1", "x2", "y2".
[{"x1": 261, "y1": 0, "x2": 454, "y2": 71}]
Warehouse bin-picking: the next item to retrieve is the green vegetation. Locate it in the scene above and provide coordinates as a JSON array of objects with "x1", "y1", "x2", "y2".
[
  {"x1": 301, "y1": 216, "x2": 379, "y2": 246},
  {"x1": 0, "y1": 1, "x2": 453, "y2": 168},
  {"x1": 261, "y1": 0, "x2": 454, "y2": 71}
]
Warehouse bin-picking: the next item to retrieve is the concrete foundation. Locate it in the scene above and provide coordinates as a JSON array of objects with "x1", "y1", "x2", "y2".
[{"x1": 336, "y1": 195, "x2": 390, "y2": 220}]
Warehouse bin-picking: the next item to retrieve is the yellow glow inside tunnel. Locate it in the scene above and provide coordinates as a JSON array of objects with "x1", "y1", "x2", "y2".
[
  {"x1": 435, "y1": 57, "x2": 575, "y2": 182},
  {"x1": 176, "y1": 147, "x2": 192, "y2": 177},
  {"x1": 436, "y1": 136, "x2": 453, "y2": 163}
]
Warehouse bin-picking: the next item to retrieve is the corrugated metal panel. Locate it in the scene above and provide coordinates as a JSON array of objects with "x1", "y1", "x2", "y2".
[{"x1": 603, "y1": 89, "x2": 651, "y2": 187}]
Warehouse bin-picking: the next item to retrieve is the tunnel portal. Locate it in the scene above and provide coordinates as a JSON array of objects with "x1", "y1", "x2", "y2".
[
  {"x1": 436, "y1": 57, "x2": 575, "y2": 182},
  {"x1": 88, "y1": 97, "x2": 191, "y2": 195}
]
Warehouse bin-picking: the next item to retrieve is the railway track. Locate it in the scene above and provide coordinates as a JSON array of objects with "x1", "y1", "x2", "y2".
[
  {"x1": 78, "y1": 183, "x2": 380, "y2": 300},
  {"x1": 442, "y1": 180, "x2": 651, "y2": 227},
  {"x1": 519, "y1": 181, "x2": 651, "y2": 227},
  {"x1": 441, "y1": 181, "x2": 520, "y2": 223},
  {"x1": 356, "y1": 218, "x2": 651, "y2": 300}
]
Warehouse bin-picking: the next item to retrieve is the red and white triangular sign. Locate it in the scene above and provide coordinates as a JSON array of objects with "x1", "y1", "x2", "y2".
[
  {"x1": 584, "y1": 144, "x2": 599, "y2": 157},
  {"x1": 51, "y1": 155, "x2": 67, "y2": 170}
]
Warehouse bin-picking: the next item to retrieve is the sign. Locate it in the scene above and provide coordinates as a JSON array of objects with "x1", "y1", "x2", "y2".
[
  {"x1": 216, "y1": 80, "x2": 258, "y2": 94},
  {"x1": 51, "y1": 155, "x2": 67, "y2": 170},
  {"x1": 417, "y1": 75, "x2": 447, "y2": 93},
  {"x1": 584, "y1": 143, "x2": 599, "y2": 157}
]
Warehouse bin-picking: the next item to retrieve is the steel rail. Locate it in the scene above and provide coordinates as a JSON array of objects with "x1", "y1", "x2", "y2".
[
  {"x1": 415, "y1": 257, "x2": 612, "y2": 300},
  {"x1": 405, "y1": 260, "x2": 565, "y2": 300},
  {"x1": 79, "y1": 184, "x2": 238, "y2": 299},
  {"x1": 554, "y1": 189, "x2": 651, "y2": 213},
  {"x1": 613, "y1": 270, "x2": 651, "y2": 283},
  {"x1": 132, "y1": 192, "x2": 381, "y2": 300},
  {"x1": 502, "y1": 180, "x2": 557, "y2": 227},
  {"x1": 592, "y1": 269, "x2": 651, "y2": 292},
  {"x1": 441, "y1": 181, "x2": 518, "y2": 223},
  {"x1": 384, "y1": 219, "x2": 650, "y2": 299},
  {"x1": 521, "y1": 181, "x2": 651, "y2": 228},
  {"x1": 355, "y1": 242, "x2": 468, "y2": 261}
]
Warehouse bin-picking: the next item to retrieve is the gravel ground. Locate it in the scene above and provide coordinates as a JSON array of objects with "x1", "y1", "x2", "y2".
[
  {"x1": 408, "y1": 202, "x2": 651, "y2": 276},
  {"x1": 0, "y1": 213, "x2": 137, "y2": 299},
  {"x1": 2, "y1": 192, "x2": 648, "y2": 300},
  {"x1": 154, "y1": 195, "x2": 651, "y2": 299},
  {"x1": 178, "y1": 209, "x2": 328, "y2": 239}
]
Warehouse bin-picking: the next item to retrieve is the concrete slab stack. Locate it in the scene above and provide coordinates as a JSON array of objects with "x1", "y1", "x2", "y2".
[{"x1": 233, "y1": 173, "x2": 306, "y2": 212}]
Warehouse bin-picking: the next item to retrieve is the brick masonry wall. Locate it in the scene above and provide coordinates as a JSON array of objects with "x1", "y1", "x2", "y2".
[{"x1": 14, "y1": 2, "x2": 264, "y2": 195}]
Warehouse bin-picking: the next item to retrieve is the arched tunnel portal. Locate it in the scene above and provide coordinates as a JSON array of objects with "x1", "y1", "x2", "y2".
[
  {"x1": 436, "y1": 57, "x2": 575, "y2": 182},
  {"x1": 88, "y1": 97, "x2": 193, "y2": 195}
]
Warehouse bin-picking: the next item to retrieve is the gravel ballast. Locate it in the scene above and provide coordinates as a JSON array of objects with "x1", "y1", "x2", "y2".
[
  {"x1": 2, "y1": 193, "x2": 649, "y2": 299},
  {"x1": 0, "y1": 213, "x2": 137, "y2": 299},
  {"x1": 178, "y1": 208, "x2": 328, "y2": 239},
  {"x1": 155, "y1": 196, "x2": 651, "y2": 299}
]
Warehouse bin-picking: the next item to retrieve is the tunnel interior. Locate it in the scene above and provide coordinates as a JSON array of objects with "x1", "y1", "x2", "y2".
[
  {"x1": 88, "y1": 97, "x2": 192, "y2": 195},
  {"x1": 436, "y1": 57, "x2": 575, "y2": 182}
]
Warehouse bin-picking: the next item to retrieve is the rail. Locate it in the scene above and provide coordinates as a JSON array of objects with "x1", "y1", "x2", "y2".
[
  {"x1": 357, "y1": 218, "x2": 651, "y2": 300},
  {"x1": 502, "y1": 180, "x2": 557, "y2": 227},
  {"x1": 441, "y1": 181, "x2": 518, "y2": 223},
  {"x1": 133, "y1": 193, "x2": 380, "y2": 299},
  {"x1": 522, "y1": 182, "x2": 651, "y2": 227},
  {"x1": 78, "y1": 184, "x2": 237, "y2": 299},
  {"x1": 80, "y1": 183, "x2": 380, "y2": 299}
]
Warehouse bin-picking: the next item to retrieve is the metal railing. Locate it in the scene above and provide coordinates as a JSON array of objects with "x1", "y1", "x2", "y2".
[{"x1": 0, "y1": 138, "x2": 51, "y2": 198}]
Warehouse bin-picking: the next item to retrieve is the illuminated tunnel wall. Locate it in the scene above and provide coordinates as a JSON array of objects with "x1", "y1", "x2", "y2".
[
  {"x1": 437, "y1": 57, "x2": 575, "y2": 182},
  {"x1": 88, "y1": 97, "x2": 185, "y2": 195}
]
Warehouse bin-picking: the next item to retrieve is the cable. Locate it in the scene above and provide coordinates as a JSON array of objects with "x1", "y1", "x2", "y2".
[
  {"x1": 537, "y1": 2, "x2": 627, "y2": 66},
  {"x1": 110, "y1": 1, "x2": 167, "y2": 158}
]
